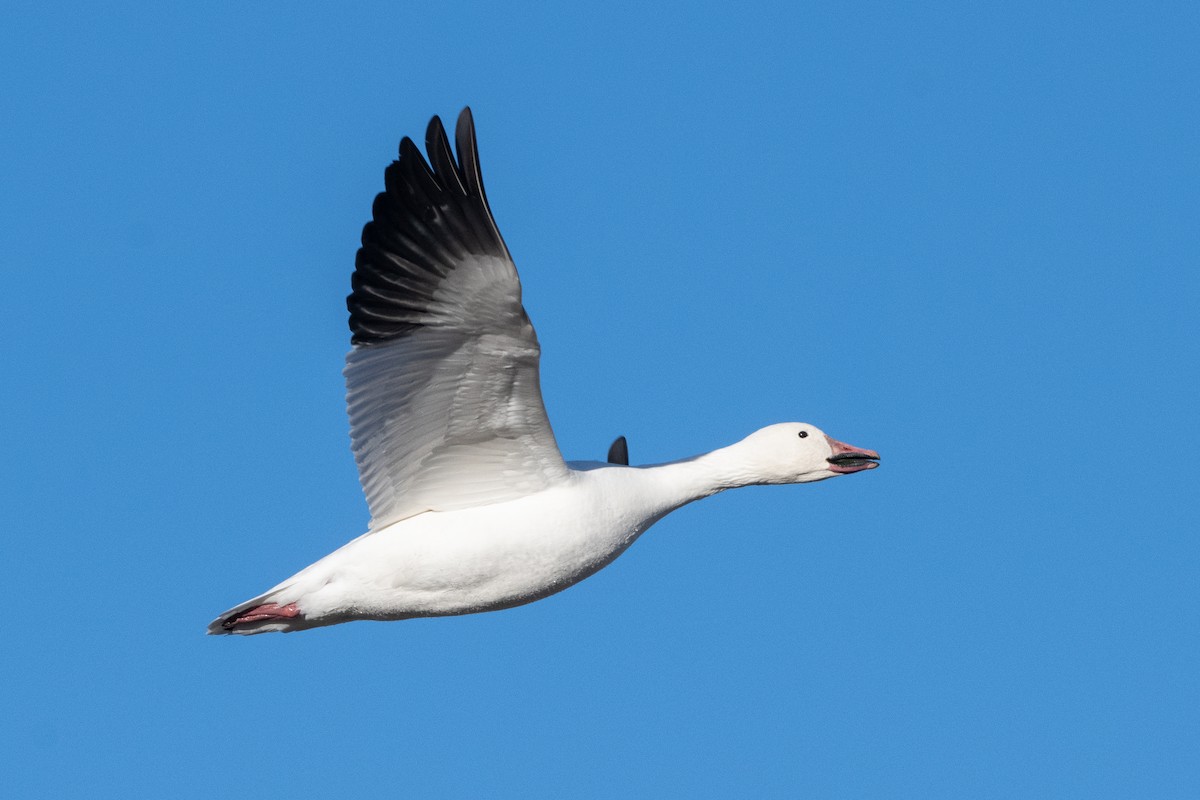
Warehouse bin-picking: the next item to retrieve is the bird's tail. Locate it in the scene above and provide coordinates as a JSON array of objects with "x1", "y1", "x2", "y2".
[{"x1": 207, "y1": 586, "x2": 306, "y2": 636}]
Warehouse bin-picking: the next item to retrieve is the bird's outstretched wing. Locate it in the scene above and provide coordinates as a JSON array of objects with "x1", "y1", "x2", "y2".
[{"x1": 345, "y1": 108, "x2": 568, "y2": 530}]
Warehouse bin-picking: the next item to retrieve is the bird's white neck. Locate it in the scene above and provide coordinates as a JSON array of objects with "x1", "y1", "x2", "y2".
[{"x1": 635, "y1": 439, "x2": 776, "y2": 520}]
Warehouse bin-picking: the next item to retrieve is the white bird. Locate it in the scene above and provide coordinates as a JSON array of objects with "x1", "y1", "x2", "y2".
[{"x1": 209, "y1": 108, "x2": 879, "y2": 635}]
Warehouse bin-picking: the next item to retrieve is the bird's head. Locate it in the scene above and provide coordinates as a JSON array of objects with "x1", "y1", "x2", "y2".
[{"x1": 733, "y1": 423, "x2": 880, "y2": 484}]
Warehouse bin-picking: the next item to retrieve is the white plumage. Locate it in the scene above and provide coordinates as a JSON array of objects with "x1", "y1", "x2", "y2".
[{"x1": 209, "y1": 109, "x2": 878, "y2": 635}]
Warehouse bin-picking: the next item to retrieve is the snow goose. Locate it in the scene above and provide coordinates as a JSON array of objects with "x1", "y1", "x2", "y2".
[{"x1": 209, "y1": 108, "x2": 879, "y2": 635}]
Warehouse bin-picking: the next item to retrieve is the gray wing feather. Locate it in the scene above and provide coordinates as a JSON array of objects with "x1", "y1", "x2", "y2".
[{"x1": 344, "y1": 109, "x2": 567, "y2": 529}]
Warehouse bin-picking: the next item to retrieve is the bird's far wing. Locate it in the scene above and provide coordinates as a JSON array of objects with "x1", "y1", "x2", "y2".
[
  {"x1": 345, "y1": 108, "x2": 569, "y2": 530},
  {"x1": 607, "y1": 436, "x2": 629, "y2": 465}
]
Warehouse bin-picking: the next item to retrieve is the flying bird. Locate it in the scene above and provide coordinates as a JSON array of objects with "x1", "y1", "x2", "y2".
[{"x1": 209, "y1": 108, "x2": 879, "y2": 635}]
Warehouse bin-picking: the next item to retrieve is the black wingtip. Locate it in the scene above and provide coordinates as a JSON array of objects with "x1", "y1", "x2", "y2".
[
  {"x1": 607, "y1": 436, "x2": 629, "y2": 466},
  {"x1": 455, "y1": 107, "x2": 484, "y2": 196},
  {"x1": 348, "y1": 107, "x2": 512, "y2": 347},
  {"x1": 457, "y1": 106, "x2": 474, "y2": 136},
  {"x1": 425, "y1": 113, "x2": 445, "y2": 140}
]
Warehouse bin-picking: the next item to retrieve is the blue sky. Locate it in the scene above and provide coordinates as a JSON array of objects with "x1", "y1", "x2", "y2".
[{"x1": 2, "y1": 2, "x2": 1197, "y2": 797}]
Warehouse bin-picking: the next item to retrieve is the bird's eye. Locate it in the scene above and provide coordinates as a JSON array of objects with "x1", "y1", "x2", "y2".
[{"x1": 798, "y1": 430, "x2": 808, "y2": 439}]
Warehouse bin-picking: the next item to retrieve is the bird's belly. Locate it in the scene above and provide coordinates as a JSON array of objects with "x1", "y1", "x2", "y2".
[{"x1": 315, "y1": 495, "x2": 640, "y2": 620}]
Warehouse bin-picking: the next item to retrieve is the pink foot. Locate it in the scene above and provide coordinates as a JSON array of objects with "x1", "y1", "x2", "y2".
[{"x1": 223, "y1": 602, "x2": 300, "y2": 629}]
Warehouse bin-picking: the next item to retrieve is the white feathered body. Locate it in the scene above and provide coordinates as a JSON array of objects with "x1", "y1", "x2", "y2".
[
  {"x1": 208, "y1": 110, "x2": 879, "y2": 636},
  {"x1": 214, "y1": 460, "x2": 706, "y2": 634}
]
